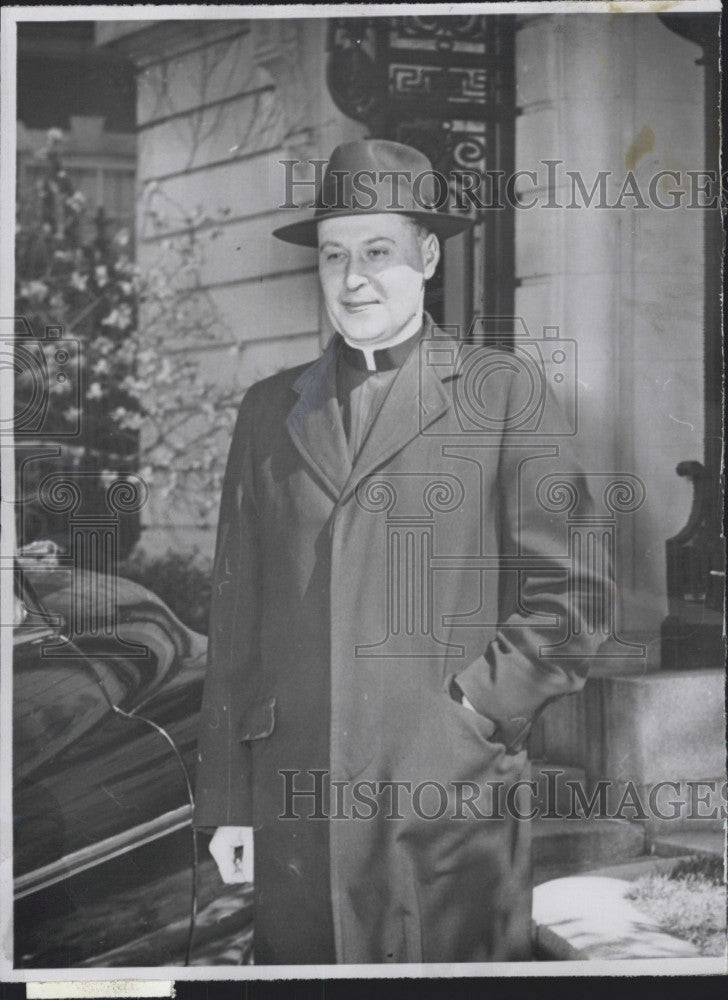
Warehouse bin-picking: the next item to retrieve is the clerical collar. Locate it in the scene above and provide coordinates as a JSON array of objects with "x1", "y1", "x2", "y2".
[{"x1": 336, "y1": 325, "x2": 424, "y2": 373}]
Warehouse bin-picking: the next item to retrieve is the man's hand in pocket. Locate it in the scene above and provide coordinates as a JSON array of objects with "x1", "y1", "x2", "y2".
[{"x1": 451, "y1": 677, "x2": 498, "y2": 739}]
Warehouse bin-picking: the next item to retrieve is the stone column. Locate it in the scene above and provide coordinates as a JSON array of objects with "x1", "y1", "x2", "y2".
[
  {"x1": 514, "y1": 12, "x2": 705, "y2": 641},
  {"x1": 38, "y1": 472, "x2": 149, "y2": 654}
]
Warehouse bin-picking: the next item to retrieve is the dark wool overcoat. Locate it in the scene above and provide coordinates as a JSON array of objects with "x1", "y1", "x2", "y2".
[{"x1": 194, "y1": 317, "x2": 610, "y2": 966}]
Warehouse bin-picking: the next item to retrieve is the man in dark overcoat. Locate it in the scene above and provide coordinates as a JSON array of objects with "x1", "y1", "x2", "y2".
[{"x1": 194, "y1": 140, "x2": 611, "y2": 966}]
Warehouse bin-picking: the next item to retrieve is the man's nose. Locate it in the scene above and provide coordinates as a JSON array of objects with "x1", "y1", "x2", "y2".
[{"x1": 344, "y1": 260, "x2": 368, "y2": 290}]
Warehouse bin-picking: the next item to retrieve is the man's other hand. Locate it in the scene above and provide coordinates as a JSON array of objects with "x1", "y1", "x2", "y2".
[{"x1": 209, "y1": 825, "x2": 254, "y2": 883}]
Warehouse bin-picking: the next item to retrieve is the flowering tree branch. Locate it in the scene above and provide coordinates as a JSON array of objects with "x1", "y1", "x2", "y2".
[{"x1": 16, "y1": 128, "x2": 247, "y2": 531}]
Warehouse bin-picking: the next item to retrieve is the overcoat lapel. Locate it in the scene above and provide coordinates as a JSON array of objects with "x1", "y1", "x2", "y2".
[
  {"x1": 286, "y1": 322, "x2": 455, "y2": 504},
  {"x1": 285, "y1": 338, "x2": 351, "y2": 499},
  {"x1": 339, "y1": 335, "x2": 451, "y2": 504}
]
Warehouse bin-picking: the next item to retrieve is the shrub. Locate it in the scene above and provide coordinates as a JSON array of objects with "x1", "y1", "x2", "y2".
[
  {"x1": 626, "y1": 856, "x2": 726, "y2": 956},
  {"x1": 119, "y1": 548, "x2": 213, "y2": 635},
  {"x1": 669, "y1": 854, "x2": 724, "y2": 885}
]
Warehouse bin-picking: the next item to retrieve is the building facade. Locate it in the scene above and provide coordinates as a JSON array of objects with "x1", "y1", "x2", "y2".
[{"x1": 96, "y1": 13, "x2": 724, "y2": 808}]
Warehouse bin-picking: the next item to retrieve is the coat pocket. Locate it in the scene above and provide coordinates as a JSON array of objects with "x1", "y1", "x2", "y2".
[{"x1": 238, "y1": 696, "x2": 276, "y2": 741}]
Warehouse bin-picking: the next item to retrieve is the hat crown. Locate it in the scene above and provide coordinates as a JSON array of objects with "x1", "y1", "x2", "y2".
[
  {"x1": 272, "y1": 138, "x2": 474, "y2": 246},
  {"x1": 316, "y1": 139, "x2": 439, "y2": 213},
  {"x1": 326, "y1": 139, "x2": 433, "y2": 177}
]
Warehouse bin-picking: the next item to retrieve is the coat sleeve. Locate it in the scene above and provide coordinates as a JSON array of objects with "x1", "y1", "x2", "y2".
[
  {"x1": 193, "y1": 386, "x2": 262, "y2": 827},
  {"x1": 453, "y1": 368, "x2": 615, "y2": 752}
]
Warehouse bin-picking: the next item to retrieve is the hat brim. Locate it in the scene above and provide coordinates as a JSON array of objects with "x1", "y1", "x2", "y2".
[{"x1": 272, "y1": 209, "x2": 475, "y2": 247}]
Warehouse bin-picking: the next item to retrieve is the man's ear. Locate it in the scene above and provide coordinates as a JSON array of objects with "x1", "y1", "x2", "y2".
[{"x1": 422, "y1": 233, "x2": 441, "y2": 280}]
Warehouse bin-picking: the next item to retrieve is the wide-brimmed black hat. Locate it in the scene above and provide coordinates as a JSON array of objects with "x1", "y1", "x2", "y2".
[{"x1": 272, "y1": 139, "x2": 475, "y2": 247}]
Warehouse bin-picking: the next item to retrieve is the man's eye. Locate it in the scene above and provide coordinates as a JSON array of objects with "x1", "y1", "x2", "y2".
[
  {"x1": 367, "y1": 247, "x2": 388, "y2": 259},
  {"x1": 324, "y1": 252, "x2": 344, "y2": 263}
]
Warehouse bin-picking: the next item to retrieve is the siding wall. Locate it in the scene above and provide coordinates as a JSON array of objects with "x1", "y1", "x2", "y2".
[{"x1": 100, "y1": 19, "x2": 364, "y2": 555}]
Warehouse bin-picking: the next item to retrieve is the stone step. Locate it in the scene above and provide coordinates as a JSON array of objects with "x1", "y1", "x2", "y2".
[
  {"x1": 529, "y1": 759, "x2": 647, "y2": 883},
  {"x1": 530, "y1": 760, "x2": 586, "y2": 817},
  {"x1": 532, "y1": 876, "x2": 702, "y2": 960},
  {"x1": 651, "y1": 829, "x2": 725, "y2": 859},
  {"x1": 579, "y1": 855, "x2": 689, "y2": 882},
  {"x1": 533, "y1": 817, "x2": 645, "y2": 868}
]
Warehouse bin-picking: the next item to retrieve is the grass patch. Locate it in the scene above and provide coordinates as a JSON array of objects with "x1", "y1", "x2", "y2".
[{"x1": 626, "y1": 855, "x2": 727, "y2": 956}]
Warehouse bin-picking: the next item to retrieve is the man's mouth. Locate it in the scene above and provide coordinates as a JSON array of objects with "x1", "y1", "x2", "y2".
[{"x1": 342, "y1": 301, "x2": 379, "y2": 312}]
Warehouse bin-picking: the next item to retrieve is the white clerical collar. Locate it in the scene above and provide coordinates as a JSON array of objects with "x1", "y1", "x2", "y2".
[{"x1": 341, "y1": 318, "x2": 424, "y2": 373}]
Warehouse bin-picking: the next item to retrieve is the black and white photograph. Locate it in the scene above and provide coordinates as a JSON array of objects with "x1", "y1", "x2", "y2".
[{"x1": 1, "y1": 2, "x2": 725, "y2": 984}]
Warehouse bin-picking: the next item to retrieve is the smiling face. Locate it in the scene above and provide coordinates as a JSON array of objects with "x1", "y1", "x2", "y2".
[{"x1": 317, "y1": 214, "x2": 440, "y2": 347}]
